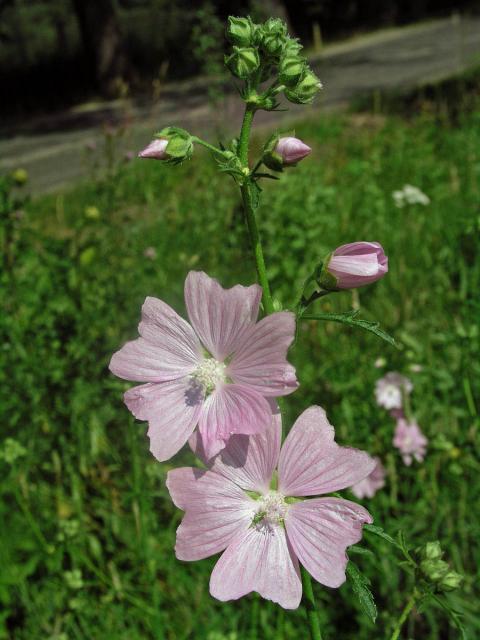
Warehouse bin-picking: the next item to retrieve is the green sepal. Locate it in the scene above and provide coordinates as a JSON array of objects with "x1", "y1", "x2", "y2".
[
  {"x1": 225, "y1": 46, "x2": 260, "y2": 79},
  {"x1": 226, "y1": 16, "x2": 256, "y2": 47}
]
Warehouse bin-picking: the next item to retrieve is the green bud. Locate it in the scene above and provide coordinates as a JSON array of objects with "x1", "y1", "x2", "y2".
[
  {"x1": 420, "y1": 541, "x2": 443, "y2": 561},
  {"x1": 439, "y1": 571, "x2": 463, "y2": 592},
  {"x1": 284, "y1": 37, "x2": 303, "y2": 55},
  {"x1": 226, "y1": 16, "x2": 255, "y2": 47},
  {"x1": 155, "y1": 126, "x2": 194, "y2": 164},
  {"x1": 285, "y1": 69, "x2": 322, "y2": 104},
  {"x1": 12, "y1": 168, "x2": 28, "y2": 186},
  {"x1": 420, "y1": 558, "x2": 450, "y2": 582},
  {"x1": 258, "y1": 18, "x2": 287, "y2": 57},
  {"x1": 225, "y1": 46, "x2": 260, "y2": 79},
  {"x1": 279, "y1": 55, "x2": 306, "y2": 87}
]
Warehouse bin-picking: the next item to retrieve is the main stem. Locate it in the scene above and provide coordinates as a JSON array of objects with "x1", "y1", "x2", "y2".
[
  {"x1": 389, "y1": 591, "x2": 418, "y2": 640},
  {"x1": 238, "y1": 102, "x2": 323, "y2": 640}
]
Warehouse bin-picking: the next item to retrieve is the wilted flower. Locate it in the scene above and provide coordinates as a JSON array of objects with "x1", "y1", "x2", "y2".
[
  {"x1": 319, "y1": 242, "x2": 388, "y2": 290},
  {"x1": 393, "y1": 418, "x2": 427, "y2": 465},
  {"x1": 138, "y1": 139, "x2": 169, "y2": 160},
  {"x1": 375, "y1": 372, "x2": 413, "y2": 410},
  {"x1": 167, "y1": 406, "x2": 374, "y2": 609},
  {"x1": 392, "y1": 184, "x2": 430, "y2": 208},
  {"x1": 109, "y1": 271, "x2": 298, "y2": 461},
  {"x1": 350, "y1": 456, "x2": 386, "y2": 499},
  {"x1": 143, "y1": 247, "x2": 157, "y2": 260}
]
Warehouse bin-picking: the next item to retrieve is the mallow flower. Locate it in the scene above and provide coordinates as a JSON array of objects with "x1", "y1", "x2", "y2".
[
  {"x1": 167, "y1": 406, "x2": 375, "y2": 609},
  {"x1": 138, "y1": 139, "x2": 169, "y2": 160},
  {"x1": 350, "y1": 456, "x2": 386, "y2": 499},
  {"x1": 319, "y1": 242, "x2": 388, "y2": 290},
  {"x1": 393, "y1": 418, "x2": 427, "y2": 465},
  {"x1": 375, "y1": 372, "x2": 413, "y2": 411},
  {"x1": 109, "y1": 271, "x2": 298, "y2": 461}
]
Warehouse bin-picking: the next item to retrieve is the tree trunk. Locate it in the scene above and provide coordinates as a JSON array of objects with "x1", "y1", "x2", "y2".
[{"x1": 71, "y1": 0, "x2": 129, "y2": 97}]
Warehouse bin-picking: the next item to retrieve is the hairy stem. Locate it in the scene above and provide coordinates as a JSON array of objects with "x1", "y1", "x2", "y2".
[
  {"x1": 389, "y1": 591, "x2": 418, "y2": 640},
  {"x1": 301, "y1": 566, "x2": 323, "y2": 640}
]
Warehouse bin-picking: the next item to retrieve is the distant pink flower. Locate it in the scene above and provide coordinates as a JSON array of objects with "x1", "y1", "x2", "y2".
[
  {"x1": 393, "y1": 418, "x2": 427, "y2": 465},
  {"x1": 375, "y1": 372, "x2": 413, "y2": 410},
  {"x1": 138, "y1": 139, "x2": 169, "y2": 160},
  {"x1": 275, "y1": 137, "x2": 311, "y2": 165},
  {"x1": 167, "y1": 406, "x2": 374, "y2": 609},
  {"x1": 143, "y1": 246, "x2": 157, "y2": 260},
  {"x1": 326, "y1": 242, "x2": 388, "y2": 289},
  {"x1": 350, "y1": 456, "x2": 386, "y2": 499},
  {"x1": 109, "y1": 271, "x2": 298, "y2": 461}
]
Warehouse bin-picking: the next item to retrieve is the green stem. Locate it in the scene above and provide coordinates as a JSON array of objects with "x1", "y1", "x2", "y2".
[
  {"x1": 192, "y1": 136, "x2": 223, "y2": 155},
  {"x1": 301, "y1": 566, "x2": 323, "y2": 640},
  {"x1": 238, "y1": 105, "x2": 255, "y2": 166},
  {"x1": 389, "y1": 590, "x2": 418, "y2": 640}
]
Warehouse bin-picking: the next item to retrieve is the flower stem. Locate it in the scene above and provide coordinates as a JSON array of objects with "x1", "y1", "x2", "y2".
[
  {"x1": 389, "y1": 590, "x2": 418, "y2": 640},
  {"x1": 301, "y1": 566, "x2": 323, "y2": 640}
]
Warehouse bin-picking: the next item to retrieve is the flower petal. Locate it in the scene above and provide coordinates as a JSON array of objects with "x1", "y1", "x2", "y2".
[
  {"x1": 184, "y1": 271, "x2": 262, "y2": 361},
  {"x1": 124, "y1": 377, "x2": 203, "y2": 461},
  {"x1": 228, "y1": 312, "x2": 298, "y2": 396},
  {"x1": 285, "y1": 497, "x2": 372, "y2": 588},
  {"x1": 278, "y1": 406, "x2": 376, "y2": 496},
  {"x1": 198, "y1": 384, "x2": 272, "y2": 460},
  {"x1": 166, "y1": 467, "x2": 254, "y2": 560},
  {"x1": 109, "y1": 297, "x2": 201, "y2": 382},
  {"x1": 190, "y1": 403, "x2": 281, "y2": 493},
  {"x1": 210, "y1": 523, "x2": 302, "y2": 609}
]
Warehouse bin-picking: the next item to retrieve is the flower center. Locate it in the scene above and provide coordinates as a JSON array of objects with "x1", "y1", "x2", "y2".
[
  {"x1": 192, "y1": 357, "x2": 226, "y2": 394},
  {"x1": 252, "y1": 491, "x2": 288, "y2": 530}
]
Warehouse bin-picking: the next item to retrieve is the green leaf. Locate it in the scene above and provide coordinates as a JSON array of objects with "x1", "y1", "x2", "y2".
[
  {"x1": 346, "y1": 561, "x2": 377, "y2": 623},
  {"x1": 302, "y1": 310, "x2": 395, "y2": 346},
  {"x1": 364, "y1": 524, "x2": 402, "y2": 549},
  {"x1": 349, "y1": 545, "x2": 375, "y2": 558},
  {"x1": 432, "y1": 594, "x2": 468, "y2": 640}
]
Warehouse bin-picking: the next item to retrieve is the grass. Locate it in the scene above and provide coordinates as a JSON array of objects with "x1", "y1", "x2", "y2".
[{"x1": 1, "y1": 97, "x2": 479, "y2": 639}]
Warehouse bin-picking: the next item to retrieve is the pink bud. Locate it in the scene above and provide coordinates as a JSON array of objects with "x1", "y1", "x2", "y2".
[
  {"x1": 327, "y1": 242, "x2": 388, "y2": 289},
  {"x1": 275, "y1": 136, "x2": 311, "y2": 165},
  {"x1": 138, "y1": 139, "x2": 169, "y2": 160}
]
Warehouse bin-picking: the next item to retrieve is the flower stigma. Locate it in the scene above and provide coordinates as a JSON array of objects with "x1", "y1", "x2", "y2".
[
  {"x1": 192, "y1": 358, "x2": 226, "y2": 395},
  {"x1": 252, "y1": 491, "x2": 289, "y2": 531}
]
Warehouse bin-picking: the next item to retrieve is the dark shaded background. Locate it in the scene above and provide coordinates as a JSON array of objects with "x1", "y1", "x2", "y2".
[{"x1": 0, "y1": 0, "x2": 477, "y2": 118}]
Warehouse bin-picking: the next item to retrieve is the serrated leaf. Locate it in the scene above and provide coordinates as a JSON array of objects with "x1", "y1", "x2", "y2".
[
  {"x1": 302, "y1": 310, "x2": 395, "y2": 346},
  {"x1": 349, "y1": 545, "x2": 375, "y2": 558},
  {"x1": 346, "y1": 561, "x2": 377, "y2": 623},
  {"x1": 364, "y1": 524, "x2": 402, "y2": 549}
]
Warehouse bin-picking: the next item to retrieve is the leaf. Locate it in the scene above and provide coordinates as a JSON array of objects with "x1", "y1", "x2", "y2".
[
  {"x1": 254, "y1": 173, "x2": 280, "y2": 180},
  {"x1": 432, "y1": 594, "x2": 468, "y2": 640},
  {"x1": 364, "y1": 524, "x2": 402, "y2": 549},
  {"x1": 302, "y1": 310, "x2": 396, "y2": 346},
  {"x1": 349, "y1": 545, "x2": 375, "y2": 558},
  {"x1": 346, "y1": 561, "x2": 377, "y2": 623}
]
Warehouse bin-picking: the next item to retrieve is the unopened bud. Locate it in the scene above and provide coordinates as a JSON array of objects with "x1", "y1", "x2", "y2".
[
  {"x1": 439, "y1": 571, "x2": 463, "y2": 592},
  {"x1": 420, "y1": 558, "x2": 450, "y2": 582},
  {"x1": 226, "y1": 16, "x2": 255, "y2": 47},
  {"x1": 421, "y1": 541, "x2": 443, "y2": 561},
  {"x1": 259, "y1": 18, "x2": 287, "y2": 57},
  {"x1": 318, "y1": 242, "x2": 388, "y2": 290},
  {"x1": 263, "y1": 136, "x2": 311, "y2": 171},
  {"x1": 12, "y1": 168, "x2": 28, "y2": 186},
  {"x1": 285, "y1": 70, "x2": 322, "y2": 104},
  {"x1": 138, "y1": 139, "x2": 169, "y2": 160},
  {"x1": 225, "y1": 46, "x2": 260, "y2": 79},
  {"x1": 279, "y1": 55, "x2": 305, "y2": 86},
  {"x1": 140, "y1": 127, "x2": 194, "y2": 164}
]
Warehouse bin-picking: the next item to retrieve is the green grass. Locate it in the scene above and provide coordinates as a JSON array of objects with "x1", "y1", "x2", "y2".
[{"x1": 1, "y1": 102, "x2": 479, "y2": 639}]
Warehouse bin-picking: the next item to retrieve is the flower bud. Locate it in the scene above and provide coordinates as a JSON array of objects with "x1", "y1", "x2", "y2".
[
  {"x1": 420, "y1": 558, "x2": 450, "y2": 582},
  {"x1": 12, "y1": 168, "x2": 28, "y2": 186},
  {"x1": 439, "y1": 571, "x2": 463, "y2": 592},
  {"x1": 279, "y1": 55, "x2": 305, "y2": 86},
  {"x1": 258, "y1": 18, "x2": 287, "y2": 57},
  {"x1": 225, "y1": 46, "x2": 260, "y2": 79},
  {"x1": 318, "y1": 242, "x2": 388, "y2": 290},
  {"x1": 285, "y1": 70, "x2": 322, "y2": 104},
  {"x1": 138, "y1": 139, "x2": 169, "y2": 160},
  {"x1": 264, "y1": 136, "x2": 311, "y2": 171},
  {"x1": 420, "y1": 541, "x2": 443, "y2": 561},
  {"x1": 226, "y1": 16, "x2": 255, "y2": 47}
]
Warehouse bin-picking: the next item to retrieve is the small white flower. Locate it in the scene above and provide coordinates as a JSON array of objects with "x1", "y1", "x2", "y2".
[{"x1": 392, "y1": 184, "x2": 430, "y2": 208}]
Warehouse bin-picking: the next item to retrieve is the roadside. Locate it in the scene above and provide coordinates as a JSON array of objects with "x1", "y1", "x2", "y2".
[{"x1": 1, "y1": 14, "x2": 480, "y2": 195}]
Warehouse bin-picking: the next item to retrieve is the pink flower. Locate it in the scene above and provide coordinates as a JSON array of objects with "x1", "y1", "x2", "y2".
[
  {"x1": 275, "y1": 137, "x2": 311, "y2": 165},
  {"x1": 143, "y1": 246, "x2": 157, "y2": 260},
  {"x1": 375, "y1": 372, "x2": 413, "y2": 410},
  {"x1": 138, "y1": 139, "x2": 169, "y2": 160},
  {"x1": 109, "y1": 271, "x2": 298, "y2": 461},
  {"x1": 350, "y1": 456, "x2": 386, "y2": 499},
  {"x1": 167, "y1": 406, "x2": 374, "y2": 609},
  {"x1": 326, "y1": 242, "x2": 388, "y2": 289},
  {"x1": 393, "y1": 418, "x2": 427, "y2": 465}
]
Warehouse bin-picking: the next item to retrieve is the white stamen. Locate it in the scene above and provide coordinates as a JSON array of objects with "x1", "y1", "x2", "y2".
[
  {"x1": 192, "y1": 358, "x2": 226, "y2": 394},
  {"x1": 253, "y1": 491, "x2": 289, "y2": 531}
]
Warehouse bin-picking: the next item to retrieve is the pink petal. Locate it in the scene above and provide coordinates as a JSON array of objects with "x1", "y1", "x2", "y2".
[
  {"x1": 124, "y1": 377, "x2": 203, "y2": 461},
  {"x1": 209, "y1": 523, "x2": 302, "y2": 609},
  {"x1": 228, "y1": 312, "x2": 298, "y2": 396},
  {"x1": 166, "y1": 467, "x2": 254, "y2": 560},
  {"x1": 190, "y1": 404, "x2": 281, "y2": 493},
  {"x1": 278, "y1": 406, "x2": 376, "y2": 496},
  {"x1": 184, "y1": 271, "x2": 262, "y2": 361},
  {"x1": 285, "y1": 497, "x2": 372, "y2": 588},
  {"x1": 109, "y1": 297, "x2": 201, "y2": 382},
  {"x1": 198, "y1": 384, "x2": 272, "y2": 460}
]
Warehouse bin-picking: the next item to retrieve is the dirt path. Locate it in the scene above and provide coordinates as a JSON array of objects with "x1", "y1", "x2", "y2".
[{"x1": 1, "y1": 14, "x2": 480, "y2": 195}]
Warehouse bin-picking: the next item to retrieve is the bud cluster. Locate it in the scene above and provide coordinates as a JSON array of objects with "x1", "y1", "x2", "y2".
[
  {"x1": 418, "y1": 541, "x2": 463, "y2": 593},
  {"x1": 225, "y1": 16, "x2": 322, "y2": 109}
]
